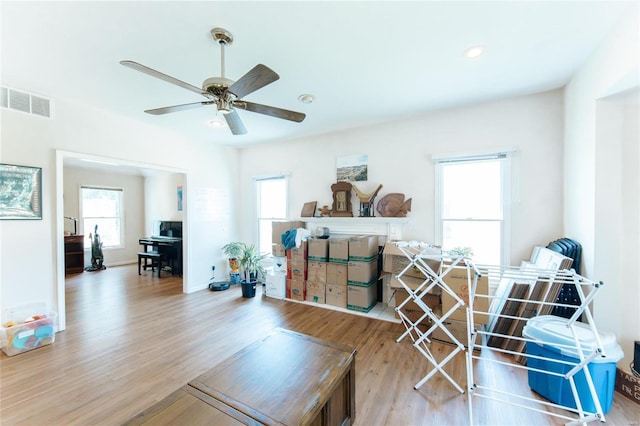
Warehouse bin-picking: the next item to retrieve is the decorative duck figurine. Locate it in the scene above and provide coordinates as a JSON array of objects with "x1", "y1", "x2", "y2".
[{"x1": 376, "y1": 193, "x2": 412, "y2": 217}]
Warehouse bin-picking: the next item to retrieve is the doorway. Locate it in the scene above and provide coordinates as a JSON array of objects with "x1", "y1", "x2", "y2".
[{"x1": 56, "y1": 150, "x2": 187, "y2": 330}]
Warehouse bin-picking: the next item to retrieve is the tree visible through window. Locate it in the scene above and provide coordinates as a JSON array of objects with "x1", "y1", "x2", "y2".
[
  {"x1": 256, "y1": 176, "x2": 287, "y2": 255},
  {"x1": 80, "y1": 186, "x2": 123, "y2": 249},
  {"x1": 436, "y1": 154, "x2": 509, "y2": 266}
]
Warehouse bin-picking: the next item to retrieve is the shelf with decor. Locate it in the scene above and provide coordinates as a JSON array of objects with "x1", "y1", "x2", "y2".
[{"x1": 299, "y1": 217, "x2": 409, "y2": 243}]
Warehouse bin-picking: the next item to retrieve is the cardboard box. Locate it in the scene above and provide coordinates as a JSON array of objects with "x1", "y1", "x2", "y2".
[
  {"x1": 271, "y1": 257, "x2": 287, "y2": 276},
  {"x1": 431, "y1": 318, "x2": 481, "y2": 350},
  {"x1": 347, "y1": 281, "x2": 377, "y2": 312},
  {"x1": 348, "y1": 235, "x2": 379, "y2": 262},
  {"x1": 287, "y1": 241, "x2": 308, "y2": 262},
  {"x1": 441, "y1": 264, "x2": 489, "y2": 323},
  {"x1": 289, "y1": 279, "x2": 305, "y2": 301},
  {"x1": 272, "y1": 243, "x2": 285, "y2": 257},
  {"x1": 615, "y1": 368, "x2": 640, "y2": 405},
  {"x1": 265, "y1": 274, "x2": 286, "y2": 299},
  {"x1": 329, "y1": 238, "x2": 349, "y2": 264},
  {"x1": 393, "y1": 288, "x2": 440, "y2": 326},
  {"x1": 326, "y1": 284, "x2": 347, "y2": 308},
  {"x1": 347, "y1": 260, "x2": 378, "y2": 285},
  {"x1": 307, "y1": 261, "x2": 327, "y2": 284},
  {"x1": 308, "y1": 238, "x2": 329, "y2": 261},
  {"x1": 290, "y1": 259, "x2": 307, "y2": 281},
  {"x1": 388, "y1": 274, "x2": 441, "y2": 295},
  {"x1": 305, "y1": 281, "x2": 325, "y2": 304},
  {"x1": 272, "y1": 220, "x2": 305, "y2": 245},
  {"x1": 382, "y1": 241, "x2": 441, "y2": 279},
  {"x1": 326, "y1": 263, "x2": 348, "y2": 286}
]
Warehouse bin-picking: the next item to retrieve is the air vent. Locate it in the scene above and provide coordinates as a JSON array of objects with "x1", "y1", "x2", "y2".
[
  {"x1": 31, "y1": 95, "x2": 51, "y2": 117},
  {"x1": 9, "y1": 89, "x2": 30, "y2": 113},
  {"x1": 1, "y1": 86, "x2": 52, "y2": 118}
]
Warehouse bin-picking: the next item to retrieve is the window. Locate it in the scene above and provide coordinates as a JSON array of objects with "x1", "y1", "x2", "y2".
[
  {"x1": 435, "y1": 154, "x2": 510, "y2": 265},
  {"x1": 256, "y1": 176, "x2": 288, "y2": 254},
  {"x1": 80, "y1": 186, "x2": 124, "y2": 249}
]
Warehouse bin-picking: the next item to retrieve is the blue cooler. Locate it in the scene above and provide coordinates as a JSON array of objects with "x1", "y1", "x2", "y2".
[{"x1": 523, "y1": 315, "x2": 623, "y2": 414}]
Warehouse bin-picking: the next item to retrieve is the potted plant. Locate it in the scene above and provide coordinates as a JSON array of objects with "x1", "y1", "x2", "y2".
[{"x1": 222, "y1": 242, "x2": 268, "y2": 298}]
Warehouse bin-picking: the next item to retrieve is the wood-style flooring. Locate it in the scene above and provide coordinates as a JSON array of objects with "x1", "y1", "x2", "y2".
[{"x1": 1, "y1": 265, "x2": 638, "y2": 425}]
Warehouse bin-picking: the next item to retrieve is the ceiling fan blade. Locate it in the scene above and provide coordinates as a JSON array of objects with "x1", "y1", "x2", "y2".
[
  {"x1": 233, "y1": 101, "x2": 306, "y2": 123},
  {"x1": 145, "y1": 101, "x2": 215, "y2": 115},
  {"x1": 228, "y1": 64, "x2": 279, "y2": 99},
  {"x1": 224, "y1": 109, "x2": 247, "y2": 135},
  {"x1": 120, "y1": 60, "x2": 207, "y2": 97}
]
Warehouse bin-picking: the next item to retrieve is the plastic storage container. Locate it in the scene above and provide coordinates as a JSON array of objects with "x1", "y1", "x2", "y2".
[
  {"x1": 0, "y1": 303, "x2": 57, "y2": 356},
  {"x1": 523, "y1": 315, "x2": 623, "y2": 414}
]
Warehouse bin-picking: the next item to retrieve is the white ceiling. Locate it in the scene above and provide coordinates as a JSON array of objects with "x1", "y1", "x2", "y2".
[{"x1": 1, "y1": 1, "x2": 636, "y2": 148}]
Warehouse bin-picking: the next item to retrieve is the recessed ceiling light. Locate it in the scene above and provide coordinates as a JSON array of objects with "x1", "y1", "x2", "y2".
[
  {"x1": 208, "y1": 118, "x2": 225, "y2": 128},
  {"x1": 464, "y1": 45, "x2": 484, "y2": 59},
  {"x1": 298, "y1": 94, "x2": 314, "y2": 104}
]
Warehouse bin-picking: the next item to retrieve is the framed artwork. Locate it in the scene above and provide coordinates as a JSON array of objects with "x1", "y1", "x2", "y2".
[
  {"x1": 177, "y1": 186, "x2": 183, "y2": 211},
  {"x1": 300, "y1": 201, "x2": 317, "y2": 217},
  {"x1": 0, "y1": 163, "x2": 42, "y2": 220},
  {"x1": 336, "y1": 154, "x2": 368, "y2": 182}
]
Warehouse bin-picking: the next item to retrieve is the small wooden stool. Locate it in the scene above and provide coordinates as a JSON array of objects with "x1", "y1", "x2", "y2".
[{"x1": 138, "y1": 251, "x2": 166, "y2": 278}]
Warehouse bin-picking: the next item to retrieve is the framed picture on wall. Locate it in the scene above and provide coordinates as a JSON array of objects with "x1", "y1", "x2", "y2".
[
  {"x1": 336, "y1": 154, "x2": 368, "y2": 182},
  {"x1": 0, "y1": 163, "x2": 42, "y2": 220}
]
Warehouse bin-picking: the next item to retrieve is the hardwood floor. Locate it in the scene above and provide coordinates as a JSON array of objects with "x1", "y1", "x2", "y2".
[{"x1": 1, "y1": 265, "x2": 638, "y2": 425}]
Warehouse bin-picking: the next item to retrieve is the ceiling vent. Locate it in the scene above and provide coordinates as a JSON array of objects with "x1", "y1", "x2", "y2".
[{"x1": 1, "y1": 86, "x2": 52, "y2": 118}]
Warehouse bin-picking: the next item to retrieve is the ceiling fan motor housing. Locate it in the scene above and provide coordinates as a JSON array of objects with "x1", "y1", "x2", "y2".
[{"x1": 203, "y1": 77, "x2": 236, "y2": 113}]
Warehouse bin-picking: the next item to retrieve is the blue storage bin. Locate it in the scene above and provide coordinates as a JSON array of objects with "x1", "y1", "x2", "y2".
[{"x1": 523, "y1": 315, "x2": 623, "y2": 414}]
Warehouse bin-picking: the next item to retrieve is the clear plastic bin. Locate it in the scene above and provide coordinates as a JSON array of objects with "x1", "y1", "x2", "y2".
[{"x1": 1, "y1": 303, "x2": 57, "y2": 356}]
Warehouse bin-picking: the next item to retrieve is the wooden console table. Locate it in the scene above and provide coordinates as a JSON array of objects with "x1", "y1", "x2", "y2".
[
  {"x1": 125, "y1": 328, "x2": 356, "y2": 425},
  {"x1": 64, "y1": 235, "x2": 84, "y2": 275}
]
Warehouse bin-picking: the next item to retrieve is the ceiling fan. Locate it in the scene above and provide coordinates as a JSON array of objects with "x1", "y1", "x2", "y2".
[{"x1": 120, "y1": 27, "x2": 306, "y2": 135}]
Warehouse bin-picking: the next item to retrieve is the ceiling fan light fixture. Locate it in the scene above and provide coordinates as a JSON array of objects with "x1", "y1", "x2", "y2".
[
  {"x1": 208, "y1": 118, "x2": 225, "y2": 128},
  {"x1": 464, "y1": 45, "x2": 485, "y2": 59},
  {"x1": 298, "y1": 94, "x2": 314, "y2": 104}
]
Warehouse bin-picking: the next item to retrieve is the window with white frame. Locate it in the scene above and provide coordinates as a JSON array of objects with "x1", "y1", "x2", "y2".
[
  {"x1": 256, "y1": 176, "x2": 288, "y2": 255},
  {"x1": 80, "y1": 186, "x2": 124, "y2": 249},
  {"x1": 435, "y1": 154, "x2": 510, "y2": 266}
]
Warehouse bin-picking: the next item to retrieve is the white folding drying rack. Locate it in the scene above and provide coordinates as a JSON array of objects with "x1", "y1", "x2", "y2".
[
  {"x1": 393, "y1": 241, "x2": 470, "y2": 393},
  {"x1": 464, "y1": 263, "x2": 607, "y2": 425}
]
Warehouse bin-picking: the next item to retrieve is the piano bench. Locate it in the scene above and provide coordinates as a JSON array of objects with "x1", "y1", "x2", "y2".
[{"x1": 138, "y1": 252, "x2": 167, "y2": 278}]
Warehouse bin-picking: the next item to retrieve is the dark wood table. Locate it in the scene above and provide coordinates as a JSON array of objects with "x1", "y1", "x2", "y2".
[{"x1": 125, "y1": 328, "x2": 356, "y2": 425}]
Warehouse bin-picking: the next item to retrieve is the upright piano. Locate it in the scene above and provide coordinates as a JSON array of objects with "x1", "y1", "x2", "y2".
[
  {"x1": 139, "y1": 220, "x2": 183, "y2": 276},
  {"x1": 138, "y1": 236, "x2": 182, "y2": 276}
]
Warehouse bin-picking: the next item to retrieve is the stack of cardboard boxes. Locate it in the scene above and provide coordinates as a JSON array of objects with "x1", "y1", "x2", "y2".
[
  {"x1": 325, "y1": 238, "x2": 349, "y2": 307},
  {"x1": 307, "y1": 239, "x2": 329, "y2": 304},
  {"x1": 288, "y1": 242, "x2": 308, "y2": 301},
  {"x1": 273, "y1": 231, "x2": 380, "y2": 313},
  {"x1": 346, "y1": 235, "x2": 379, "y2": 312},
  {"x1": 381, "y1": 242, "x2": 488, "y2": 348}
]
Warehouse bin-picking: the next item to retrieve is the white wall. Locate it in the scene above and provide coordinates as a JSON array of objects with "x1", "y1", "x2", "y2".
[
  {"x1": 144, "y1": 173, "x2": 184, "y2": 236},
  {"x1": 238, "y1": 90, "x2": 566, "y2": 265},
  {"x1": 564, "y1": 12, "x2": 639, "y2": 371},
  {"x1": 0, "y1": 98, "x2": 239, "y2": 329},
  {"x1": 64, "y1": 166, "x2": 145, "y2": 266}
]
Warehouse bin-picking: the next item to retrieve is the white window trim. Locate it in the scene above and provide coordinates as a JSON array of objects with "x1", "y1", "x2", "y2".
[
  {"x1": 434, "y1": 153, "x2": 511, "y2": 266},
  {"x1": 254, "y1": 174, "x2": 289, "y2": 254},
  {"x1": 79, "y1": 185, "x2": 125, "y2": 250}
]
